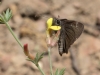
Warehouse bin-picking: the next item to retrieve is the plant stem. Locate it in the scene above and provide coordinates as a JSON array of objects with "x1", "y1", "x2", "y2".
[
  {"x1": 37, "y1": 64, "x2": 45, "y2": 75},
  {"x1": 48, "y1": 47, "x2": 53, "y2": 75},
  {"x1": 5, "y1": 21, "x2": 23, "y2": 49},
  {"x1": 0, "y1": 14, "x2": 23, "y2": 49},
  {"x1": 1, "y1": 16, "x2": 23, "y2": 49}
]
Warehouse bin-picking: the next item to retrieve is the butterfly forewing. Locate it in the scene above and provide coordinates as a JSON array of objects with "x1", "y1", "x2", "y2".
[{"x1": 57, "y1": 19, "x2": 84, "y2": 56}]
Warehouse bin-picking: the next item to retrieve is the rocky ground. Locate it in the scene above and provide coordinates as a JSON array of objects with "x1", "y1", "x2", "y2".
[{"x1": 0, "y1": 0, "x2": 100, "y2": 75}]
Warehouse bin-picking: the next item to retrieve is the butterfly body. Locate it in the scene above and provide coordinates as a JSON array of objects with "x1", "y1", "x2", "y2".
[{"x1": 53, "y1": 18, "x2": 84, "y2": 56}]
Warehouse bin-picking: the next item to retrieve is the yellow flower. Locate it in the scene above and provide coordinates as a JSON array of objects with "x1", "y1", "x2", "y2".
[{"x1": 46, "y1": 18, "x2": 61, "y2": 37}]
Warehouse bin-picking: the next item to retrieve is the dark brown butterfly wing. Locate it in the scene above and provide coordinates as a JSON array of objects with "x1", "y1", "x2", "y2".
[{"x1": 58, "y1": 19, "x2": 84, "y2": 56}]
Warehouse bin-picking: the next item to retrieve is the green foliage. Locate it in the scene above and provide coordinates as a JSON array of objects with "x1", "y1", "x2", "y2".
[
  {"x1": 54, "y1": 69, "x2": 59, "y2": 75},
  {"x1": 27, "y1": 53, "x2": 44, "y2": 66},
  {"x1": 3, "y1": 9, "x2": 12, "y2": 22},
  {"x1": 0, "y1": 8, "x2": 12, "y2": 24},
  {"x1": 54, "y1": 68, "x2": 66, "y2": 75}
]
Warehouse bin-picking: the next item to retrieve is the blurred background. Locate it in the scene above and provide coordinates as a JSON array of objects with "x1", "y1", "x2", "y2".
[{"x1": 0, "y1": 0, "x2": 100, "y2": 75}]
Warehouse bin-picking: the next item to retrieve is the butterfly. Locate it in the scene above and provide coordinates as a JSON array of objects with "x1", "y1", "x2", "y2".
[{"x1": 52, "y1": 18, "x2": 84, "y2": 56}]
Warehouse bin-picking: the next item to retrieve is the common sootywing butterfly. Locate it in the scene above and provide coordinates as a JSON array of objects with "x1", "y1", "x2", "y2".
[{"x1": 52, "y1": 18, "x2": 84, "y2": 56}]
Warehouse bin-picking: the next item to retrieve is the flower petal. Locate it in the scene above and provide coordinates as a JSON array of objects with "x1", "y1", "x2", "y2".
[
  {"x1": 50, "y1": 26, "x2": 61, "y2": 30},
  {"x1": 47, "y1": 18, "x2": 53, "y2": 28}
]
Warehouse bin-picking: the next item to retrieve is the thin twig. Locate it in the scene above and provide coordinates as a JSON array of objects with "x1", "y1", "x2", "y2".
[
  {"x1": 48, "y1": 47, "x2": 53, "y2": 75},
  {"x1": 37, "y1": 64, "x2": 45, "y2": 75},
  {"x1": 0, "y1": 15, "x2": 23, "y2": 49}
]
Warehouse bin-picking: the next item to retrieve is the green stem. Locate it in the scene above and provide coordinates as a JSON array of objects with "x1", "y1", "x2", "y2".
[
  {"x1": 1, "y1": 16, "x2": 23, "y2": 49},
  {"x1": 5, "y1": 22, "x2": 23, "y2": 49},
  {"x1": 37, "y1": 64, "x2": 45, "y2": 75},
  {"x1": 48, "y1": 47, "x2": 53, "y2": 75}
]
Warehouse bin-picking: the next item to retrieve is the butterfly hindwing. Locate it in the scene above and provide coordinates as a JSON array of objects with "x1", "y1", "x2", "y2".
[{"x1": 58, "y1": 19, "x2": 84, "y2": 56}]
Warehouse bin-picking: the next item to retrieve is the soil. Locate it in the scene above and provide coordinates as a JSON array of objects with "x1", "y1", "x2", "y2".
[{"x1": 0, "y1": 0, "x2": 100, "y2": 75}]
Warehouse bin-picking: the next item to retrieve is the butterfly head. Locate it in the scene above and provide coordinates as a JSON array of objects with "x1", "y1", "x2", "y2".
[{"x1": 52, "y1": 18, "x2": 61, "y2": 26}]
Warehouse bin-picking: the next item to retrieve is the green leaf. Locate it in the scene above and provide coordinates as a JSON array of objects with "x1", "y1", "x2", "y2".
[
  {"x1": 54, "y1": 68, "x2": 66, "y2": 75},
  {"x1": 54, "y1": 69, "x2": 59, "y2": 75},
  {"x1": 27, "y1": 53, "x2": 44, "y2": 66},
  {"x1": 59, "y1": 68, "x2": 66, "y2": 75},
  {"x1": 37, "y1": 53, "x2": 44, "y2": 61},
  {"x1": 0, "y1": 14, "x2": 5, "y2": 24},
  {"x1": 3, "y1": 8, "x2": 12, "y2": 22},
  {"x1": 35, "y1": 53, "x2": 44, "y2": 65},
  {"x1": 0, "y1": 8, "x2": 12, "y2": 24}
]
